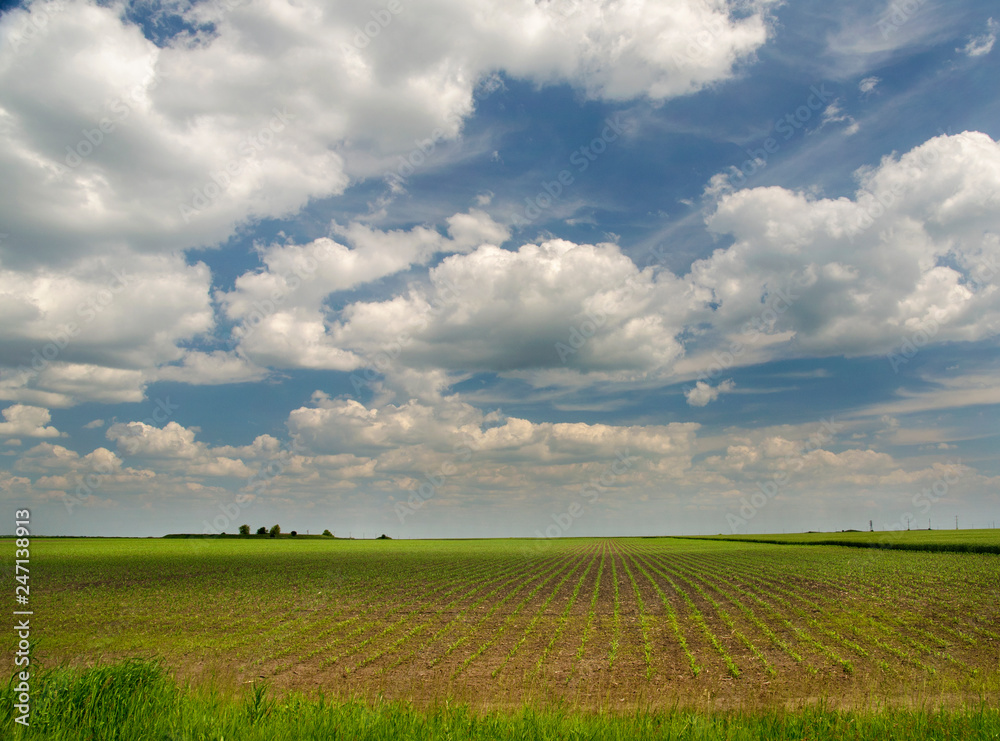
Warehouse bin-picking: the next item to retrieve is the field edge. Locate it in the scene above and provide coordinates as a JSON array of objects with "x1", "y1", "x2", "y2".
[{"x1": 4, "y1": 659, "x2": 1000, "y2": 740}]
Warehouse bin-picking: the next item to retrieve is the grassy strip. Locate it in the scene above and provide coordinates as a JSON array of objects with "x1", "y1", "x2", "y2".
[
  {"x1": 5, "y1": 660, "x2": 1000, "y2": 740},
  {"x1": 682, "y1": 534, "x2": 1000, "y2": 555}
]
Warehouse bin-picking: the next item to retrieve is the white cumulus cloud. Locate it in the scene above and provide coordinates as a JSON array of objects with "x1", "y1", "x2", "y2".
[
  {"x1": 0, "y1": 405, "x2": 62, "y2": 438},
  {"x1": 685, "y1": 379, "x2": 735, "y2": 407}
]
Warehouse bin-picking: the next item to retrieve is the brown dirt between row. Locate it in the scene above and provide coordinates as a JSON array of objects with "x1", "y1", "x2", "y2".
[
  {"x1": 235, "y1": 546, "x2": 998, "y2": 710},
  {"x1": 19, "y1": 542, "x2": 1000, "y2": 712}
]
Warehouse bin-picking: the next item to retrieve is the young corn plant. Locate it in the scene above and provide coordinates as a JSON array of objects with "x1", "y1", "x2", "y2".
[
  {"x1": 641, "y1": 552, "x2": 772, "y2": 677},
  {"x1": 617, "y1": 548, "x2": 654, "y2": 680},
  {"x1": 455, "y1": 554, "x2": 582, "y2": 678},
  {"x1": 567, "y1": 544, "x2": 605, "y2": 684},
  {"x1": 623, "y1": 551, "x2": 701, "y2": 678},
  {"x1": 528, "y1": 548, "x2": 598, "y2": 680},
  {"x1": 608, "y1": 552, "x2": 621, "y2": 670},
  {"x1": 492, "y1": 553, "x2": 591, "y2": 678},
  {"x1": 424, "y1": 556, "x2": 564, "y2": 669},
  {"x1": 673, "y1": 554, "x2": 806, "y2": 667}
]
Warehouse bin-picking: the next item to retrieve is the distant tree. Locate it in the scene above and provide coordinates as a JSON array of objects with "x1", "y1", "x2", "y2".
[
  {"x1": 269, "y1": 524, "x2": 280, "y2": 538},
  {"x1": 322, "y1": 529, "x2": 333, "y2": 537},
  {"x1": 239, "y1": 524, "x2": 251, "y2": 536},
  {"x1": 377, "y1": 533, "x2": 391, "y2": 540},
  {"x1": 290, "y1": 530, "x2": 297, "y2": 537},
  {"x1": 256, "y1": 526, "x2": 267, "y2": 536}
]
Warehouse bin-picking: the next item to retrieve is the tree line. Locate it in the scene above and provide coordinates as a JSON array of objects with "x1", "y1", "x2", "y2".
[{"x1": 236, "y1": 524, "x2": 333, "y2": 538}]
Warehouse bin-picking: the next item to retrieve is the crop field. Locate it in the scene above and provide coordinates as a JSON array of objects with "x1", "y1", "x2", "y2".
[
  {"x1": 689, "y1": 528, "x2": 1000, "y2": 553},
  {"x1": 4, "y1": 535, "x2": 999, "y2": 716}
]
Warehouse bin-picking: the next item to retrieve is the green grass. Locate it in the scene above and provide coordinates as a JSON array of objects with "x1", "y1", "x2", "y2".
[
  {"x1": 4, "y1": 660, "x2": 1000, "y2": 740},
  {"x1": 686, "y1": 528, "x2": 1000, "y2": 553}
]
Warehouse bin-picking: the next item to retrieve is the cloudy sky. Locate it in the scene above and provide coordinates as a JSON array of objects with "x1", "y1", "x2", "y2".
[{"x1": 1, "y1": 0, "x2": 998, "y2": 538}]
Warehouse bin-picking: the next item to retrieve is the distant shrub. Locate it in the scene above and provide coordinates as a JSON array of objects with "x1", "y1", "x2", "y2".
[
  {"x1": 322, "y1": 529, "x2": 333, "y2": 537},
  {"x1": 290, "y1": 531, "x2": 297, "y2": 537},
  {"x1": 256, "y1": 526, "x2": 267, "y2": 536}
]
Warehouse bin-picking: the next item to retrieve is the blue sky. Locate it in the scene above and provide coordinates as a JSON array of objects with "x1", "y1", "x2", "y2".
[{"x1": 1, "y1": 0, "x2": 998, "y2": 538}]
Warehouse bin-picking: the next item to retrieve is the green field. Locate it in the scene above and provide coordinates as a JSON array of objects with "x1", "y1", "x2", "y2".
[
  {"x1": 688, "y1": 528, "x2": 1000, "y2": 553},
  {"x1": 4, "y1": 536, "x2": 1000, "y2": 738}
]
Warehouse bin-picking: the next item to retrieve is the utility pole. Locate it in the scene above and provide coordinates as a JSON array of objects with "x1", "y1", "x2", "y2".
[
  {"x1": 869, "y1": 520, "x2": 873, "y2": 532},
  {"x1": 955, "y1": 516, "x2": 958, "y2": 530}
]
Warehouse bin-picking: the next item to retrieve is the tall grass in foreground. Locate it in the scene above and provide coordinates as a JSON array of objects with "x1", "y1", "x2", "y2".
[{"x1": 3, "y1": 660, "x2": 999, "y2": 740}]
